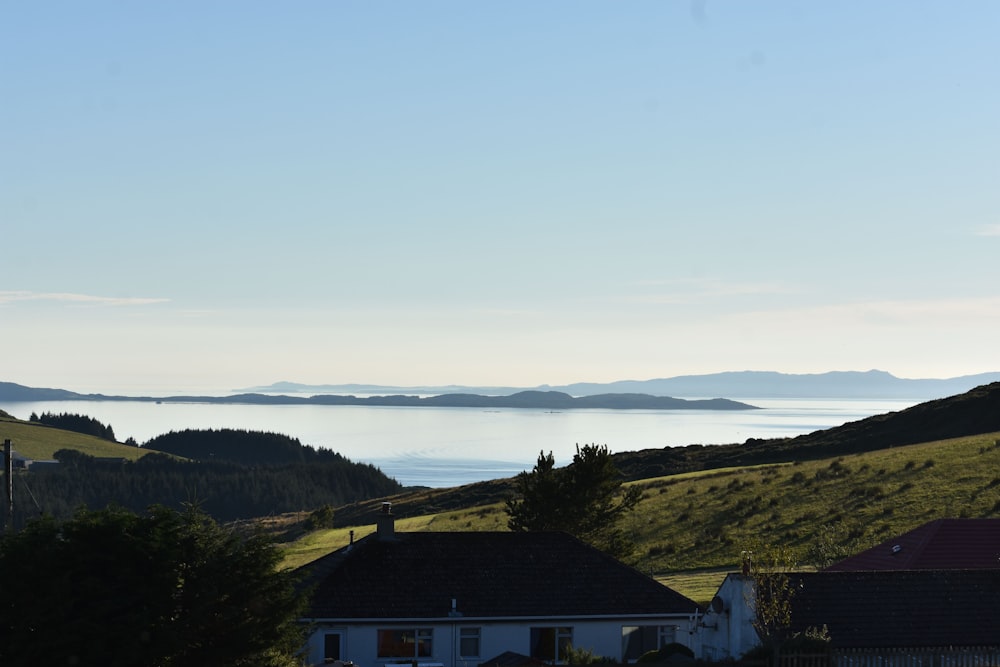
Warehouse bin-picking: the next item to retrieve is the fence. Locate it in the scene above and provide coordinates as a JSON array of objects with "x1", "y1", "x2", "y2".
[
  {"x1": 833, "y1": 647, "x2": 1000, "y2": 667},
  {"x1": 733, "y1": 648, "x2": 1000, "y2": 667}
]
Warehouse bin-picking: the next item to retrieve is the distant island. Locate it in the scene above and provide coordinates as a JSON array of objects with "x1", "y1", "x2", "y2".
[
  {"x1": 0, "y1": 382, "x2": 755, "y2": 410},
  {"x1": 6, "y1": 369, "x2": 1000, "y2": 407}
]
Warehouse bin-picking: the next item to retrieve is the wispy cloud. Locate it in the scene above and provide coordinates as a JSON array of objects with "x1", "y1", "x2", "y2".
[
  {"x1": 974, "y1": 224, "x2": 1000, "y2": 237},
  {"x1": 0, "y1": 291, "x2": 169, "y2": 306},
  {"x1": 728, "y1": 295, "x2": 1000, "y2": 328},
  {"x1": 624, "y1": 278, "x2": 796, "y2": 305}
]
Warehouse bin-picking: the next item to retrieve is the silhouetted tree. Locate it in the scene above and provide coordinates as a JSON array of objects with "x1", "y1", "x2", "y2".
[
  {"x1": 506, "y1": 443, "x2": 641, "y2": 558},
  {"x1": 0, "y1": 504, "x2": 307, "y2": 667}
]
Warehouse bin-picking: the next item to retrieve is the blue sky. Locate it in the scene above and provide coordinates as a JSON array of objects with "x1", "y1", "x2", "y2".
[{"x1": 3, "y1": 1, "x2": 999, "y2": 394}]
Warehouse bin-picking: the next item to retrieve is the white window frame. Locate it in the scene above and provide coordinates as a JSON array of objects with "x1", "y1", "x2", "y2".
[
  {"x1": 621, "y1": 624, "x2": 678, "y2": 662},
  {"x1": 458, "y1": 627, "x2": 481, "y2": 659}
]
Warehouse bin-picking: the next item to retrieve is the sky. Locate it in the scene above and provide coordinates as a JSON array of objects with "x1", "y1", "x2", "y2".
[{"x1": 2, "y1": 1, "x2": 999, "y2": 395}]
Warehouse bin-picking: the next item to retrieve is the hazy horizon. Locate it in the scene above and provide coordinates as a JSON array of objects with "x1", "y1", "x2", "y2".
[
  {"x1": 6, "y1": 367, "x2": 999, "y2": 401},
  {"x1": 4, "y1": 2, "x2": 999, "y2": 395}
]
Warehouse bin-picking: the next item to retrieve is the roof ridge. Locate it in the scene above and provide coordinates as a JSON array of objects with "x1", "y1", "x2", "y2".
[{"x1": 907, "y1": 518, "x2": 945, "y2": 561}]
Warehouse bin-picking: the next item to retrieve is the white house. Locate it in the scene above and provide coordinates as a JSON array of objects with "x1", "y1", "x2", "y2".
[
  {"x1": 695, "y1": 573, "x2": 757, "y2": 662},
  {"x1": 296, "y1": 505, "x2": 702, "y2": 667},
  {"x1": 697, "y1": 569, "x2": 1000, "y2": 663}
]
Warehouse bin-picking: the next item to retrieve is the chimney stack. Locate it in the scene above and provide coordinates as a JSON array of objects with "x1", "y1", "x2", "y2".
[{"x1": 376, "y1": 501, "x2": 395, "y2": 541}]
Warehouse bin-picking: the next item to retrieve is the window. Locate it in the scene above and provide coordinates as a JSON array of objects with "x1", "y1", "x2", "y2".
[
  {"x1": 530, "y1": 627, "x2": 573, "y2": 662},
  {"x1": 459, "y1": 627, "x2": 481, "y2": 659},
  {"x1": 621, "y1": 625, "x2": 677, "y2": 662},
  {"x1": 377, "y1": 628, "x2": 433, "y2": 658}
]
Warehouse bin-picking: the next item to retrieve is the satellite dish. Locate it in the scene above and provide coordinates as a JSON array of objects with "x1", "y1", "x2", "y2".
[{"x1": 711, "y1": 595, "x2": 725, "y2": 614}]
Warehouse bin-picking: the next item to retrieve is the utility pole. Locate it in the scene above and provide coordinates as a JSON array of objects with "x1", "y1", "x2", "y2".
[{"x1": 3, "y1": 439, "x2": 12, "y2": 533}]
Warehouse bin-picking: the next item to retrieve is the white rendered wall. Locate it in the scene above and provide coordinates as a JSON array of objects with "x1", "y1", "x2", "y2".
[{"x1": 303, "y1": 616, "x2": 698, "y2": 667}]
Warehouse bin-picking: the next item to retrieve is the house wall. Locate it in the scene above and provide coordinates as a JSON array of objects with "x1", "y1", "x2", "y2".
[
  {"x1": 303, "y1": 615, "x2": 698, "y2": 667},
  {"x1": 696, "y1": 574, "x2": 759, "y2": 661}
]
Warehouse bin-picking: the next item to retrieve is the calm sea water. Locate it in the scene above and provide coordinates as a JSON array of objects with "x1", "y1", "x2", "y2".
[{"x1": 0, "y1": 397, "x2": 917, "y2": 487}]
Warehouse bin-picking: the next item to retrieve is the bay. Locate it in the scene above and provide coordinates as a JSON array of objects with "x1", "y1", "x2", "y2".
[{"x1": 0, "y1": 397, "x2": 918, "y2": 487}]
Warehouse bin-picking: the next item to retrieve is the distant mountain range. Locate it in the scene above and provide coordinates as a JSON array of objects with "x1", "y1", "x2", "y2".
[
  {"x1": 4, "y1": 371, "x2": 999, "y2": 409},
  {"x1": 240, "y1": 370, "x2": 1000, "y2": 399}
]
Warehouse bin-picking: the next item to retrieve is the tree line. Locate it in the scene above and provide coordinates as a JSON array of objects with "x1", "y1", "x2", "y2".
[
  {"x1": 29, "y1": 411, "x2": 117, "y2": 441},
  {"x1": 8, "y1": 428, "x2": 403, "y2": 526}
]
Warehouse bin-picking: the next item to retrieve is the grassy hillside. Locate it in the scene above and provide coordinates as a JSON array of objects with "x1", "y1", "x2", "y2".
[
  {"x1": 613, "y1": 381, "x2": 1000, "y2": 478},
  {"x1": 0, "y1": 413, "x2": 148, "y2": 461},
  {"x1": 623, "y1": 433, "x2": 1000, "y2": 571},
  {"x1": 281, "y1": 432, "x2": 1000, "y2": 583}
]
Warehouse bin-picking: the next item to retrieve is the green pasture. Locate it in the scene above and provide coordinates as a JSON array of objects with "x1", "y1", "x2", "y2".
[
  {"x1": 280, "y1": 432, "x2": 1000, "y2": 577},
  {"x1": 0, "y1": 414, "x2": 148, "y2": 461}
]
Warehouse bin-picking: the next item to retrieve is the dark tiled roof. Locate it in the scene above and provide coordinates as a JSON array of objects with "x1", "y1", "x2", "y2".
[
  {"x1": 478, "y1": 651, "x2": 546, "y2": 667},
  {"x1": 784, "y1": 570, "x2": 1000, "y2": 648},
  {"x1": 824, "y1": 519, "x2": 1000, "y2": 571},
  {"x1": 299, "y1": 531, "x2": 699, "y2": 619}
]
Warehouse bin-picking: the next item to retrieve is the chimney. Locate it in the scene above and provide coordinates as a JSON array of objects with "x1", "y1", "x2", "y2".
[{"x1": 376, "y1": 501, "x2": 396, "y2": 541}]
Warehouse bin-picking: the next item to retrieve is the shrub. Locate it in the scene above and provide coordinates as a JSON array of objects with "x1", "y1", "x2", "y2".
[
  {"x1": 647, "y1": 543, "x2": 676, "y2": 557},
  {"x1": 637, "y1": 643, "x2": 695, "y2": 663},
  {"x1": 303, "y1": 504, "x2": 335, "y2": 531},
  {"x1": 564, "y1": 645, "x2": 614, "y2": 665}
]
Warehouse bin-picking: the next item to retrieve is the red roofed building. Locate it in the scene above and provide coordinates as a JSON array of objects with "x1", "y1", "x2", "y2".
[
  {"x1": 697, "y1": 519, "x2": 1000, "y2": 663},
  {"x1": 823, "y1": 518, "x2": 1000, "y2": 571}
]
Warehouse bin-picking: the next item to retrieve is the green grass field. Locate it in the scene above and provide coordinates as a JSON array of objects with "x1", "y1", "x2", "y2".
[
  {"x1": 0, "y1": 414, "x2": 148, "y2": 461},
  {"x1": 279, "y1": 432, "x2": 1000, "y2": 582}
]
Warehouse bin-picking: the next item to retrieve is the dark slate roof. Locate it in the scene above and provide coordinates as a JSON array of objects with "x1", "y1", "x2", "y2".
[
  {"x1": 299, "y1": 531, "x2": 700, "y2": 620},
  {"x1": 478, "y1": 651, "x2": 546, "y2": 667},
  {"x1": 824, "y1": 519, "x2": 1000, "y2": 571},
  {"x1": 784, "y1": 570, "x2": 1000, "y2": 649}
]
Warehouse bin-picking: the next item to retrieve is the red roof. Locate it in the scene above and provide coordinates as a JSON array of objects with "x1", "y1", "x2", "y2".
[
  {"x1": 787, "y1": 570, "x2": 1000, "y2": 648},
  {"x1": 824, "y1": 518, "x2": 1000, "y2": 571}
]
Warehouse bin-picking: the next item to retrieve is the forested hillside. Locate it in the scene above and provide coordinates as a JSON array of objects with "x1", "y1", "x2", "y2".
[
  {"x1": 144, "y1": 428, "x2": 346, "y2": 464},
  {"x1": 6, "y1": 429, "x2": 402, "y2": 525}
]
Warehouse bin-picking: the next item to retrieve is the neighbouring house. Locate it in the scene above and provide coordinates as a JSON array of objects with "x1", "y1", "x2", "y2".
[
  {"x1": 694, "y1": 572, "x2": 758, "y2": 662},
  {"x1": 297, "y1": 504, "x2": 702, "y2": 667},
  {"x1": 823, "y1": 518, "x2": 1000, "y2": 571},
  {"x1": 7, "y1": 450, "x2": 58, "y2": 471},
  {"x1": 699, "y1": 569, "x2": 1000, "y2": 663},
  {"x1": 697, "y1": 519, "x2": 1000, "y2": 665}
]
